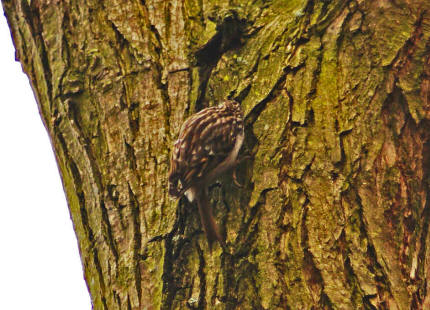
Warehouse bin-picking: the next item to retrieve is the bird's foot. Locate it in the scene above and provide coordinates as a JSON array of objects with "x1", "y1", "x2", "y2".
[{"x1": 232, "y1": 153, "x2": 252, "y2": 188}]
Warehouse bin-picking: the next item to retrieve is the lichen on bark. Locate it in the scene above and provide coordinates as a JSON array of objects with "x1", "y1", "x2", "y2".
[{"x1": 3, "y1": 0, "x2": 430, "y2": 309}]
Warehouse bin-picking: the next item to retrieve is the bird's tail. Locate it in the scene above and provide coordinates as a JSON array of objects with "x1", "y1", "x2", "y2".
[{"x1": 195, "y1": 188, "x2": 225, "y2": 251}]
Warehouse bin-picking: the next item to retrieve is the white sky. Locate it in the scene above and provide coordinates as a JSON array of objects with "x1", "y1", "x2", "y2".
[{"x1": 0, "y1": 6, "x2": 91, "y2": 310}]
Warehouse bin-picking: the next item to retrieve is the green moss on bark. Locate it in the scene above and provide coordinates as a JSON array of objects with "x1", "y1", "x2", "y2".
[{"x1": 3, "y1": 0, "x2": 430, "y2": 309}]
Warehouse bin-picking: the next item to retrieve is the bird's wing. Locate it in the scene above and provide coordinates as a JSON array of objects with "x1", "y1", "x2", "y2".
[{"x1": 168, "y1": 106, "x2": 241, "y2": 197}]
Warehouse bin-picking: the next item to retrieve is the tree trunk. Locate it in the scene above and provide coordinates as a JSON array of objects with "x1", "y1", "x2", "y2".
[{"x1": 3, "y1": 0, "x2": 430, "y2": 309}]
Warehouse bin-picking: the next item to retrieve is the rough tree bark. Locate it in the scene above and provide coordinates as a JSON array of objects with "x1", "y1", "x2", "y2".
[{"x1": 3, "y1": 0, "x2": 430, "y2": 309}]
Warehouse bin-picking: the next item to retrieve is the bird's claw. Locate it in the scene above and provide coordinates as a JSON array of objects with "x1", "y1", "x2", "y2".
[
  {"x1": 232, "y1": 154, "x2": 252, "y2": 188},
  {"x1": 233, "y1": 169, "x2": 243, "y2": 188}
]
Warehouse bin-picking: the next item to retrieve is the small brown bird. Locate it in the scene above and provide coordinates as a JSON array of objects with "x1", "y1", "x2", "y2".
[{"x1": 168, "y1": 99, "x2": 244, "y2": 249}]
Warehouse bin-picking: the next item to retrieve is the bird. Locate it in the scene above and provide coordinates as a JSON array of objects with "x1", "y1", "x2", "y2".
[{"x1": 168, "y1": 99, "x2": 244, "y2": 250}]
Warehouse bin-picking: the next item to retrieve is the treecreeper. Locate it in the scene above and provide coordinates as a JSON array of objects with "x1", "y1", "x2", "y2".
[{"x1": 168, "y1": 100, "x2": 245, "y2": 250}]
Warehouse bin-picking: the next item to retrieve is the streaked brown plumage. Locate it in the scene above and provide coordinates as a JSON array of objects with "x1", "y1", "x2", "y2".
[{"x1": 168, "y1": 99, "x2": 244, "y2": 249}]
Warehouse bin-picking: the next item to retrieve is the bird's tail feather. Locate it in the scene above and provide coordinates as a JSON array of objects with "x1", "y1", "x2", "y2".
[{"x1": 195, "y1": 188, "x2": 225, "y2": 251}]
